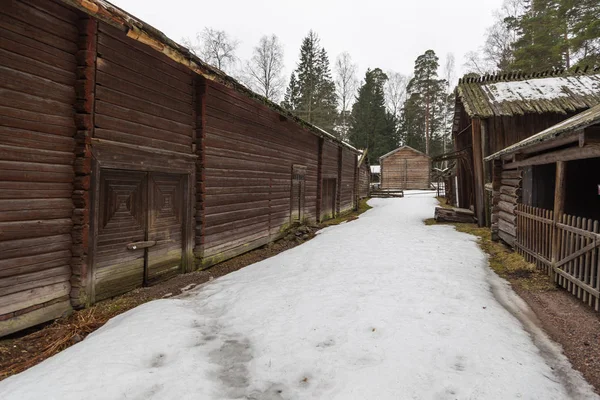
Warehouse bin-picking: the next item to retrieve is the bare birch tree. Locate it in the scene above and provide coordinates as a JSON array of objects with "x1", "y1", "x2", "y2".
[
  {"x1": 384, "y1": 71, "x2": 409, "y2": 119},
  {"x1": 334, "y1": 52, "x2": 358, "y2": 140},
  {"x1": 182, "y1": 28, "x2": 239, "y2": 73},
  {"x1": 246, "y1": 35, "x2": 285, "y2": 102}
]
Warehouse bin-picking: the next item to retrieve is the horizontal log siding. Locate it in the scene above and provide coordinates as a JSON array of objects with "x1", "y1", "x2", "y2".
[
  {"x1": 94, "y1": 23, "x2": 194, "y2": 153},
  {"x1": 0, "y1": 0, "x2": 78, "y2": 335},
  {"x1": 381, "y1": 148, "x2": 430, "y2": 190},
  {"x1": 200, "y1": 80, "x2": 319, "y2": 266},
  {"x1": 494, "y1": 169, "x2": 522, "y2": 247},
  {"x1": 340, "y1": 148, "x2": 355, "y2": 213},
  {"x1": 91, "y1": 23, "x2": 194, "y2": 299}
]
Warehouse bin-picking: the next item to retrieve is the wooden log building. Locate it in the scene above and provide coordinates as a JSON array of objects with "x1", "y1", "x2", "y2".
[
  {"x1": 0, "y1": 0, "x2": 361, "y2": 336},
  {"x1": 380, "y1": 146, "x2": 431, "y2": 190},
  {"x1": 486, "y1": 104, "x2": 600, "y2": 311},
  {"x1": 452, "y1": 70, "x2": 600, "y2": 226},
  {"x1": 357, "y1": 150, "x2": 370, "y2": 199}
]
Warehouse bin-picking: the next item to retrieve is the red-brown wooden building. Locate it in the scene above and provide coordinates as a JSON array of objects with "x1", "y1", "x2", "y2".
[
  {"x1": 0, "y1": 0, "x2": 361, "y2": 336},
  {"x1": 451, "y1": 71, "x2": 600, "y2": 226}
]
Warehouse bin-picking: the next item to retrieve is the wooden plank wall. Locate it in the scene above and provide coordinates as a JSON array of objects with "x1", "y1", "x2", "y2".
[
  {"x1": 493, "y1": 167, "x2": 522, "y2": 247},
  {"x1": 322, "y1": 141, "x2": 339, "y2": 219},
  {"x1": 90, "y1": 22, "x2": 195, "y2": 299},
  {"x1": 94, "y1": 23, "x2": 194, "y2": 154},
  {"x1": 381, "y1": 148, "x2": 431, "y2": 190},
  {"x1": 0, "y1": 0, "x2": 79, "y2": 335},
  {"x1": 200, "y1": 79, "x2": 320, "y2": 267},
  {"x1": 340, "y1": 147, "x2": 355, "y2": 213}
]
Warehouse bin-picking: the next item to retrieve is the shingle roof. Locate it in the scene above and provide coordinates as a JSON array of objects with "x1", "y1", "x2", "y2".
[
  {"x1": 457, "y1": 69, "x2": 600, "y2": 119},
  {"x1": 485, "y1": 103, "x2": 600, "y2": 161}
]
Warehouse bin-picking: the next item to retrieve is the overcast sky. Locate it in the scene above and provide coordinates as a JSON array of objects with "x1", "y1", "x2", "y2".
[{"x1": 111, "y1": 0, "x2": 503, "y2": 86}]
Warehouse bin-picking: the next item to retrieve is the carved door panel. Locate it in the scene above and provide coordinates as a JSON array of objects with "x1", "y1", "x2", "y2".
[
  {"x1": 94, "y1": 170, "x2": 147, "y2": 301},
  {"x1": 146, "y1": 173, "x2": 184, "y2": 285},
  {"x1": 93, "y1": 170, "x2": 185, "y2": 300}
]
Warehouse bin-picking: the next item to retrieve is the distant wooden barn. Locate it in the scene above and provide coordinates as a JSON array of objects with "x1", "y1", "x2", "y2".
[
  {"x1": 451, "y1": 71, "x2": 600, "y2": 226},
  {"x1": 380, "y1": 146, "x2": 431, "y2": 190},
  {"x1": 0, "y1": 0, "x2": 360, "y2": 336},
  {"x1": 486, "y1": 104, "x2": 600, "y2": 311}
]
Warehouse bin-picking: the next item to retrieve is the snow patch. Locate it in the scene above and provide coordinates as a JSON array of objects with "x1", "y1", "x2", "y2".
[{"x1": 1, "y1": 193, "x2": 597, "y2": 399}]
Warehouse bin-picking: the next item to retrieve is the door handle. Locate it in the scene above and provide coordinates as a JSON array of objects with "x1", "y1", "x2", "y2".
[{"x1": 127, "y1": 241, "x2": 156, "y2": 250}]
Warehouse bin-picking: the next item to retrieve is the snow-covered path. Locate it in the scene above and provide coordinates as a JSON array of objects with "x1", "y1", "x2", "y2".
[{"x1": 2, "y1": 193, "x2": 597, "y2": 400}]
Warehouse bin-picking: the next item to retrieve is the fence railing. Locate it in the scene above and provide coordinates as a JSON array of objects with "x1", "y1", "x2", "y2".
[{"x1": 516, "y1": 204, "x2": 600, "y2": 311}]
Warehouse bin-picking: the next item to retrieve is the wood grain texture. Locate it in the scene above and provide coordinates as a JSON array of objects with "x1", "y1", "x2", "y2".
[
  {"x1": 0, "y1": 0, "x2": 78, "y2": 333},
  {"x1": 381, "y1": 147, "x2": 431, "y2": 190}
]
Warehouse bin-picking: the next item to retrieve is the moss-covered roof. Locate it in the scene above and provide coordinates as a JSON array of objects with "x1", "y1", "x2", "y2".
[
  {"x1": 485, "y1": 103, "x2": 600, "y2": 160},
  {"x1": 457, "y1": 69, "x2": 600, "y2": 119},
  {"x1": 60, "y1": 0, "x2": 359, "y2": 153}
]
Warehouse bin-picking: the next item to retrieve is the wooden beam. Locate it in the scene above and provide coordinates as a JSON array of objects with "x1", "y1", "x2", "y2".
[
  {"x1": 471, "y1": 119, "x2": 485, "y2": 226},
  {"x1": 504, "y1": 144, "x2": 600, "y2": 168}
]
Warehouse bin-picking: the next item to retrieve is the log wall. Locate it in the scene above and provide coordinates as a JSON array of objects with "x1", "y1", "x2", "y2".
[
  {"x1": 340, "y1": 147, "x2": 356, "y2": 213},
  {"x1": 381, "y1": 147, "x2": 431, "y2": 190},
  {"x1": 492, "y1": 168, "x2": 522, "y2": 247},
  {"x1": 0, "y1": 0, "x2": 80, "y2": 336},
  {"x1": 0, "y1": 0, "x2": 360, "y2": 335},
  {"x1": 199, "y1": 79, "x2": 321, "y2": 267}
]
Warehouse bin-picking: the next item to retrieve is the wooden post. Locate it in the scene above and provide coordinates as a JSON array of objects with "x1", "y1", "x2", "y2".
[
  {"x1": 471, "y1": 119, "x2": 486, "y2": 226},
  {"x1": 551, "y1": 161, "x2": 567, "y2": 279},
  {"x1": 72, "y1": 16, "x2": 98, "y2": 307}
]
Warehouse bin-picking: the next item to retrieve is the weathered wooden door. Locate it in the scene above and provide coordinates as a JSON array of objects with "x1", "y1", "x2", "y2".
[
  {"x1": 95, "y1": 170, "x2": 147, "y2": 301},
  {"x1": 321, "y1": 178, "x2": 337, "y2": 221},
  {"x1": 94, "y1": 170, "x2": 185, "y2": 301},
  {"x1": 291, "y1": 165, "x2": 306, "y2": 222},
  {"x1": 146, "y1": 173, "x2": 184, "y2": 285}
]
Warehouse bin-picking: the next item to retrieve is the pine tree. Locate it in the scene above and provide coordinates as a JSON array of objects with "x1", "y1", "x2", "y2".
[
  {"x1": 282, "y1": 72, "x2": 300, "y2": 110},
  {"x1": 568, "y1": 0, "x2": 600, "y2": 68},
  {"x1": 281, "y1": 31, "x2": 338, "y2": 133},
  {"x1": 348, "y1": 68, "x2": 398, "y2": 164},
  {"x1": 511, "y1": 0, "x2": 569, "y2": 70},
  {"x1": 403, "y1": 50, "x2": 446, "y2": 156}
]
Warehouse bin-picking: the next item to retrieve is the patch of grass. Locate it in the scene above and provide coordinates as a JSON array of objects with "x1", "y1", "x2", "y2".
[{"x1": 427, "y1": 199, "x2": 555, "y2": 292}]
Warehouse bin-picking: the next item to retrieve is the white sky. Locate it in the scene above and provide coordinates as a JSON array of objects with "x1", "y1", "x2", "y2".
[{"x1": 110, "y1": 0, "x2": 503, "y2": 87}]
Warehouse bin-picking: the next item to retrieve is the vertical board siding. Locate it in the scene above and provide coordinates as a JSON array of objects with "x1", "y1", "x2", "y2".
[
  {"x1": 0, "y1": 0, "x2": 78, "y2": 334},
  {"x1": 94, "y1": 23, "x2": 194, "y2": 152},
  {"x1": 358, "y1": 163, "x2": 370, "y2": 199},
  {"x1": 381, "y1": 148, "x2": 431, "y2": 190},
  {"x1": 340, "y1": 148, "x2": 355, "y2": 213},
  {"x1": 200, "y1": 80, "x2": 319, "y2": 265}
]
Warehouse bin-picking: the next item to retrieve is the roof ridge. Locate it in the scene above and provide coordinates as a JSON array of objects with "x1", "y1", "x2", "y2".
[{"x1": 458, "y1": 66, "x2": 599, "y2": 85}]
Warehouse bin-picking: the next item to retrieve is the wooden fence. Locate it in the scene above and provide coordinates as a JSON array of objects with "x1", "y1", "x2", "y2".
[{"x1": 516, "y1": 204, "x2": 600, "y2": 311}]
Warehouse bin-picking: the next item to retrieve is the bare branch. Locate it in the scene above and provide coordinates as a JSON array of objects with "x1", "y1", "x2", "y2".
[{"x1": 245, "y1": 35, "x2": 286, "y2": 102}]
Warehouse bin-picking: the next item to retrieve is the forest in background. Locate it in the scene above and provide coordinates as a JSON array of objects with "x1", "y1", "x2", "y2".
[{"x1": 181, "y1": 0, "x2": 600, "y2": 164}]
